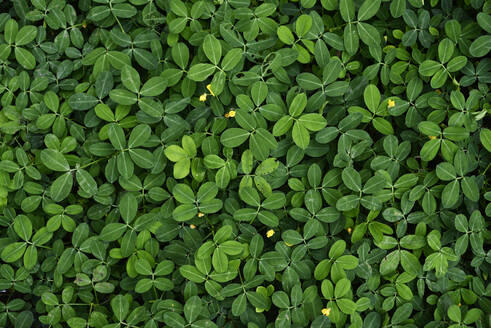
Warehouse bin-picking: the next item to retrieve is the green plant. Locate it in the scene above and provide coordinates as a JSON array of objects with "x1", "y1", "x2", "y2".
[{"x1": 0, "y1": 0, "x2": 490, "y2": 327}]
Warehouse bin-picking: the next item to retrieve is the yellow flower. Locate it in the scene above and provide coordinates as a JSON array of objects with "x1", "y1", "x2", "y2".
[
  {"x1": 284, "y1": 242, "x2": 293, "y2": 247},
  {"x1": 82, "y1": 21, "x2": 87, "y2": 28},
  {"x1": 429, "y1": 136, "x2": 437, "y2": 140},
  {"x1": 228, "y1": 110, "x2": 236, "y2": 118},
  {"x1": 190, "y1": 224, "x2": 196, "y2": 229},
  {"x1": 387, "y1": 99, "x2": 395, "y2": 108},
  {"x1": 198, "y1": 212, "x2": 204, "y2": 217},
  {"x1": 199, "y1": 93, "x2": 207, "y2": 102},
  {"x1": 266, "y1": 229, "x2": 275, "y2": 238},
  {"x1": 206, "y1": 84, "x2": 215, "y2": 97},
  {"x1": 321, "y1": 308, "x2": 331, "y2": 317},
  {"x1": 347, "y1": 227, "x2": 352, "y2": 234},
  {"x1": 224, "y1": 113, "x2": 229, "y2": 118}
]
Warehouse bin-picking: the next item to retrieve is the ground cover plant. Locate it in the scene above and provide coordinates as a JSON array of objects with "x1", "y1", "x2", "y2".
[{"x1": 0, "y1": 0, "x2": 490, "y2": 327}]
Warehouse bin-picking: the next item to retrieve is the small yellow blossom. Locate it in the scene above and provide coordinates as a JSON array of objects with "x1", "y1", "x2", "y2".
[
  {"x1": 228, "y1": 110, "x2": 236, "y2": 118},
  {"x1": 429, "y1": 136, "x2": 437, "y2": 140},
  {"x1": 266, "y1": 229, "x2": 275, "y2": 238},
  {"x1": 224, "y1": 113, "x2": 229, "y2": 118},
  {"x1": 458, "y1": 303, "x2": 461, "y2": 307},
  {"x1": 199, "y1": 93, "x2": 207, "y2": 102},
  {"x1": 387, "y1": 99, "x2": 395, "y2": 108},
  {"x1": 190, "y1": 224, "x2": 196, "y2": 229},
  {"x1": 321, "y1": 308, "x2": 331, "y2": 317},
  {"x1": 82, "y1": 21, "x2": 87, "y2": 28},
  {"x1": 198, "y1": 212, "x2": 204, "y2": 217},
  {"x1": 206, "y1": 84, "x2": 215, "y2": 97},
  {"x1": 284, "y1": 242, "x2": 293, "y2": 247},
  {"x1": 347, "y1": 227, "x2": 352, "y2": 234}
]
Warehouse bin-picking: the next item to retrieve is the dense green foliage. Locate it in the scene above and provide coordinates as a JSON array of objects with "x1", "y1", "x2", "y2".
[{"x1": 0, "y1": 0, "x2": 490, "y2": 327}]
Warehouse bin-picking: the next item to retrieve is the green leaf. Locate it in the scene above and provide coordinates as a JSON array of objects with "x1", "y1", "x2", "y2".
[
  {"x1": 298, "y1": 114, "x2": 327, "y2": 131},
  {"x1": 390, "y1": 0, "x2": 406, "y2": 17},
  {"x1": 173, "y1": 184, "x2": 195, "y2": 204},
  {"x1": 357, "y1": 22, "x2": 381, "y2": 46},
  {"x1": 480, "y1": 128, "x2": 491, "y2": 152},
  {"x1": 50, "y1": 172, "x2": 73, "y2": 202},
  {"x1": 41, "y1": 292, "x2": 59, "y2": 306},
  {"x1": 119, "y1": 193, "x2": 138, "y2": 224},
  {"x1": 214, "y1": 225, "x2": 232, "y2": 244},
  {"x1": 100, "y1": 223, "x2": 127, "y2": 241},
  {"x1": 76, "y1": 169, "x2": 98, "y2": 196},
  {"x1": 296, "y1": 14, "x2": 312, "y2": 38},
  {"x1": 372, "y1": 117, "x2": 394, "y2": 135},
  {"x1": 15, "y1": 25, "x2": 37, "y2": 46},
  {"x1": 174, "y1": 158, "x2": 191, "y2": 179},
  {"x1": 171, "y1": 43, "x2": 189, "y2": 69},
  {"x1": 273, "y1": 116, "x2": 294, "y2": 136},
  {"x1": 112, "y1": 4, "x2": 137, "y2": 18},
  {"x1": 292, "y1": 122, "x2": 310, "y2": 149},
  {"x1": 438, "y1": 38, "x2": 454, "y2": 63},
  {"x1": 461, "y1": 176, "x2": 479, "y2": 202},
  {"x1": 69, "y1": 93, "x2": 99, "y2": 110},
  {"x1": 14, "y1": 215, "x2": 32, "y2": 241},
  {"x1": 221, "y1": 48, "x2": 243, "y2": 71},
  {"x1": 15, "y1": 47, "x2": 36, "y2": 70},
  {"x1": 289, "y1": 93, "x2": 307, "y2": 117},
  {"x1": 342, "y1": 167, "x2": 362, "y2": 192},
  {"x1": 358, "y1": 0, "x2": 381, "y2": 21},
  {"x1": 232, "y1": 293, "x2": 247, "y2": 316},
  {"x1": 247, "y1": 291, "x2": 269, "y2": 309},
  {"x1": 277, "y1": 26, "x2": 295, "y2": 44},
  {"x1": 121, "y1": 65, "x2": 141, "y2": 93},
  {"x1": 165, "y1": 145, "x2": 187, "y2": 162},
  {"x1": 336, "y1": 255, "x2": 359, "y2": 269},
  {"x1": 469, "y1": 35, "x2": 491, "y2": 57},
  {"x1": 135, "y1": 258, "x2": 153, "y2": 275},
  {"x1": 108, "y1": 123, "x2": 126, "y2": 150},
  {"x1": 392, "y1": 303, "x2": 413, "y2": 324},
  {"x1": 23, "y1": 246, "x2": 37, "y2": 270},
  {"x1": 170, "y1": 0, "x2": 187, "y2": 16},
  {"x1": 419, "y1": 60, "x2": 442, "y2": 76},
  {"x1": 335, "y1": 278, "x2": 351, "y2": 298},
  {"x1": 95, "y1": 104, "x2": 114, "y2": 122},
  {"x1": 173, "y1": 204, "x2": 197, "y2": 221},
  {"x1": 128, "y1": 124, "x2": 151, "y2": 148},
  {"x1": 420, "y1": 139, "x2": 440, "y2": 161},
  {"x1": 344, "y1": 23, "x2": 359, "y2": 54},
  {"x1": 41, "y1": 149, "x2": 70, "y2": 171},
  {"x1": 339, "y1": 0, "x2": 355, "y2": 22},
  {"x1": 364, "y1": 84, "x2": 380, "y2": 113},
  {"x1": 220, "y1": 128, "x2": 250, "y2": 147},
  {"x1": 140, "y1": 77, "x2": 167, "y2": 97},
  {"x1": 442, "y1": 180, "x2": 460, "y2": 208},
  {"x1": 1, "y1": 242, "x2": 27, "y2": 263},
  {"x1": 184, "y1": 296, "x2": 202, "y2": 323},
  {"x1": 212, "y1": 248, "x2": 228, "y2": 273},
  {"x1": 436, "y1": 162, "x2": 456, "y2": 181},
  {"x1": 110, "y1": 89, "x2": 138, "y2": 105},
  {"x1": 4, "y1": 19, "x2": 18, "y2": 44},
  {"x1": 187, "y1": 63, "x2": 216, "y2": 81},
  {"x1": 203, "y1": 34, "x2": 222, "y2": 65},
  {"x1": 239, "y1": 187, "x2": 261, "y2": 207},
  {"x1": 111, "y1": 295, "x2": 130, "y2": 322},
  {"x1": 337, "y1": 298, "x2": 356, "y2": 315},
  {"x1": 447, "y1": 304, "x2": 461, "y2": 322}
]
